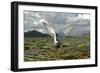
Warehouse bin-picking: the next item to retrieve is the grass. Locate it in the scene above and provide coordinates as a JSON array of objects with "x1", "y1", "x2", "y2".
[{"x1": 24, "y1": 35, "x2": 90, "y2": 61}]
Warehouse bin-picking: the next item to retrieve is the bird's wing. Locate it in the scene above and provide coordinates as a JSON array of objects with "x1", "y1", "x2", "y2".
[
  {"x1": 60, "y1": 24, "x2": 74, "y2": 36},
  {"x1": 63, "y1": 24, "x2": 73, "y2": 30},
  {"x1": 40, "y1": 19, "x2": 56, "y2": 38},
  {"x1": 63, "y1": 26, "x2": 73, "y2": 35},
  {"x1": 57, "y1": 31, "x2": 65, "y2": 43},
  {"x1": 57, "y1": 25, "x2": 74, "y2": 42}
]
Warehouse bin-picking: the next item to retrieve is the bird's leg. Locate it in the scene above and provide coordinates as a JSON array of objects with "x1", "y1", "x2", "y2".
[
  {"x1": 51, "y1": 44, "x2": 56, "y2": 51},
  {"x1": 60, "y1": 44, "x2": 63, "y2": 49},
  {"x1": 56, "y1": 44, "x2": 64, "y2": 58}
]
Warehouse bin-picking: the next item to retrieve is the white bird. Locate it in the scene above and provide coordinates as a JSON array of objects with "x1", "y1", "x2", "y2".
[{"x1": 40, "y1": 18, "x2": 74, "y2": 48}]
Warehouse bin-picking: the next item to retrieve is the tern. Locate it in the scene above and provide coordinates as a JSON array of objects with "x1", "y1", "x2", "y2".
[{"x1": 40, "y1": 19, "x2": 73, "y2": 48}]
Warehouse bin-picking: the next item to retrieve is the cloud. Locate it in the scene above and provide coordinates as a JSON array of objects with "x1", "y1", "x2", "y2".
[
  {"x1": 78, "y1": 14, "x2": 90, "y2": 19},
  {"x1": 24, "y1": 11, "x2": 90, "y2": 36}
]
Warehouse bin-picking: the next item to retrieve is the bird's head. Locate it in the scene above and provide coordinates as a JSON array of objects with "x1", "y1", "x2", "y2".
[{"x1": 55, "y1": 39, "x2": 62, "y2": 48}]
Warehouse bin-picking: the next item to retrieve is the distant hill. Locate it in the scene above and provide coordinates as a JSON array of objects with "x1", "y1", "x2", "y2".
[
  {"x1": 24, "y1": 30, "x2": 49, "y2": 37},
  {"x1": 24, "y1": 30, "x2": 90, "y2": 37}
]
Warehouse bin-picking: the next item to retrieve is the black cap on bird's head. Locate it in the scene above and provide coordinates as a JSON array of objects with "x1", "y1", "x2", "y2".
[{"x1": 55, "y1": 39, "x2": 62, "y2": 48}]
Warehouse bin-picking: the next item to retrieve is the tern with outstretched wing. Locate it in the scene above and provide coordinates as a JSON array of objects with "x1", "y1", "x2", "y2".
[{"x1": 40, "y1": 18, "x2": 74, "y2": 48}]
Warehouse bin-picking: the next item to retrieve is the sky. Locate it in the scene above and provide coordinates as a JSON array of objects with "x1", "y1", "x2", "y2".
[{"x1": 24, "y1": 11, "x2": 90, "y2": 36}]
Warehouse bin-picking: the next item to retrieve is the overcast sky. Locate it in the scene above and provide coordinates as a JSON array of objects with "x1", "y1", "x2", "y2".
[{"x1": 24, "y1": 11, "x2": 90, "y2": 36}]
